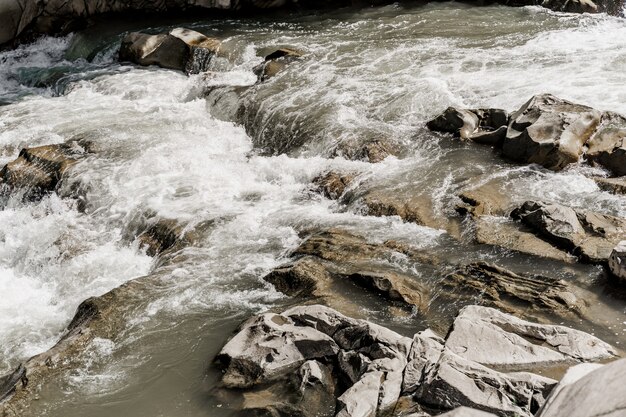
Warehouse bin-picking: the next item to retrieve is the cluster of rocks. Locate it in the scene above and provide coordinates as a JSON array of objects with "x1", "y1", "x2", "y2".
[{"x1": 213, "y1": 303, "x2": 619, "y2": 417}]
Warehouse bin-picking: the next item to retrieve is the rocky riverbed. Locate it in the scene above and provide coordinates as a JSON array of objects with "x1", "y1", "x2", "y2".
[{"x1": 0, "y1": 2, "x2": 626, "y2": 417}]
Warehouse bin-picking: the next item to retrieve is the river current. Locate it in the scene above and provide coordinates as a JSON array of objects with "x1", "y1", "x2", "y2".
[{"x1": 1, "y1": 3, "x2": 626, "y2": 416}]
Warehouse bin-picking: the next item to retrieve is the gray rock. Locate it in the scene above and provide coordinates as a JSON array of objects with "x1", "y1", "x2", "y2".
[
  {"x1": 427, "y1": 107, "x2": 509, "y2": 144},
  {"x1": 593, "y1": 176, "x2": 626, "y2": 195},
  {"x1": 608, "y1": 240, "x2": 626, "y2": 281},
  {"x1": 503, "y1": 94, "x2": 602, "y2": 171},
  {"x1": 215, "y1": 311, "x2": 339, "y2": 388},
  {"x1": 437, "y1": 407, "x2": 498, "y2": 417},
  {"x1": 402, "y1": 330, "x2": 445, "y2": 394},
  {"x1": 444, "y1": 305, "x2": 616, "y2": 371},
  {"x1": 535, "y1": 358, "x2": 626, "y2": 417},
  {"x1": 119, "y1": 28, "x2": 220, "y2": 74},
  {"x1": 416, "y1": 349, "x2": 556, "y2": 417},
  {"x1": 585, "y1": 111, "x2": 626, "y2": 176},
  {"x1": 336, "y1": 371, "x2": 383, "y2": 417}
]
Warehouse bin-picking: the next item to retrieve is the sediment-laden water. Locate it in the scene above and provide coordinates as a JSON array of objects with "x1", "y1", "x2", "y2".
[{"x1": 1, "y1": 3, "x2": 626, "y2": 416}]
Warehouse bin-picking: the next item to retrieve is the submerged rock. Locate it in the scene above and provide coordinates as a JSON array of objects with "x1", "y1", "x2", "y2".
[
  {"x1": 0, "y1": 140, "x2": 91, "y2": 201},
  {"x1": 119, "y1": 28, "x2": 220, "y2": 74},
  {"x1": 444, "y1": 305, "x2": 616, "y2": 371},
  {"x1": 312, "y1": 171, "x2": 356, "y2": 200},
  {"x1": 253, "y1": 47, "x2": 303, "y2": 81},
  {"x1": 502, "y1": 94, "x2": 601, "y2": 171},
  {"x1": 439, "y1": 262, "x2": 585, "y2": 317},
  {"x1": 535, "y1": 358, "x2": 626, "y2": 417}
]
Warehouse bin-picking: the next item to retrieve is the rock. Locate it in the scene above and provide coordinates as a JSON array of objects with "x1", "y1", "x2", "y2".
[
  {"x1": 333, "y1": 138, "x2": 397, "y2": 163},
  {"x1": 253, "y1": 48, "x2": 303, "y2": 81},
  {"x1": 457, "y1": 180, "x2": 512, "y2": 217},
  {"x1": 536, "y1": 362, "x2": 603, "y2": 414},
  {"x1": 438, "y1": 263, "x2": 585, "y2": 317},
  {"x1": 363, "y1": 191, "x2": 441, "y2": 227},
  {"x1": 402, "y1": 330, "x2": 445, "y2": 394},
  {"x1": 535, "y1": 358, "x2": 626, "y2": 417},
  {"x1": 437, "y1": 407, "x2": 498, "y2": 417},
  {"x1": 608, "y1": 240, "x2": 626, "y2": 281},
  {"x1": 444, "y1": 305, "x2": 616, "y2": 372},
  {"x1": 263, "y1": 256, "x2": 333, "y2": 298},
  {"x1": 136, "y1": 218, "x2": 192, "y2": 256},
  {"x1": 312, "y1": 171, "x2": 356, "y2": 200},
  {"x1": 336, "y1": 371, "x2": 384, "y2": 417},
  {"x1": 346, "y1": 271, "x2": 426, "y2": 311},
  {"x1": 512, "y1": 200, "x2": 626, "y2": 262},
  {"x1": 585, "y1": 111, "x2": 626, "y2": 176},
  {"x1": 0, "y1": 140, "x2": 91, "y2": 201},
  {"x1": 416, "y1": 349, "x2": 556, "y2": 417},
  {"x1": 214, "y1": 311, "x2": 339, "y2": 388},
  {"x1": 502, "y1": 94, "x2": 602, "y2": 171},
  {"x1": 119, "y1": 28, "x2": 220, "y2": 74},
  {"x1": 427, "y1": 107, "x2": 509, "y2": 144},
  {"x1": 593, "y1": 176, "x2": 626, "y2": 194},
  {"x1": 473, "y1": 217, "x2": 575, "y2": 263}
]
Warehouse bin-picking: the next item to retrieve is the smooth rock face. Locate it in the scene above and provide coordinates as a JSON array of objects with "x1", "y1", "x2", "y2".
[
  {"x1": 444, "y1": 306, "x2": 616, "y2": 371},
  {"x1": 536, "y1": 358, "x2": 626, "y2": 417},
  {"x1": 608, "y1": 240, "x2": 626, "y2": 281},
  {"x1": 503, "y1": 94, "x2": 602, "y2": 171},
  {"x1": 585, "y1": 111, "x2": 626, "y2": 176},
  {"x1": 119, "y1": 28, "x2": 220, "y2": 74}
]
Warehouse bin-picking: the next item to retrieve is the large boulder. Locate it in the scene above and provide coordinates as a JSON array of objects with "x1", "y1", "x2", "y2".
[
  {"x1": 535, "y1": 358, "x2": 626, "y2": 417},
  {"x1": 502, "y1": 94, "x2": 602, "y2": 171},
  {"x1": 585, "y1": 111, "x2": 626, "y2": 176},
  {"x1": 608, "y1": 240, "x2": 626, "y2": 281},
  {"x1": 427, "y1": 107, "x2": 509, "y2": 145},
  {"x1": 444, "y1": 305, "x2": 616, "y2": 372},
  {"x1": 119, "y1": 28, "x2": 221, "y2": 74}
]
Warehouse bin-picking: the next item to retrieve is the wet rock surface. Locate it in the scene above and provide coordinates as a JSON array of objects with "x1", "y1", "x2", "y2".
[
  {"x1": 253, "y1": 47, "x2": 303, "y2": 81},
  {"x1": 119, "y1": 28, "x2": 221, "y2": 74},
  {"x1": 213, "y1": 304, "x2": 615, "y2": 417}
]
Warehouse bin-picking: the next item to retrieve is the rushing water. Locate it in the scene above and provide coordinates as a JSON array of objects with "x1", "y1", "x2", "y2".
[{"x1": 1, "y1": 3, "x2": 626, "y2": 416}]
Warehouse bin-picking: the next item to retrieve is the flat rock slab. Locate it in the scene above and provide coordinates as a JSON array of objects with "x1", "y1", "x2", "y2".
[{"x1": 444, "y1": 305, "x2": 616, "y2": 372}]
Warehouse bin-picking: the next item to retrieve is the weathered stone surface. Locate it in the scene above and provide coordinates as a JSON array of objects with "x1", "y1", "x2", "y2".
[
  {"x1": 312, "y1": 171, "x2": 356, "y2": 200},
  {"x1": 402, "y1": 330, "x2": 445, "y2": 394},
  {"x1": 457, "y1": 180, "x2": 512, "y2": 217},
  {"x1": 347, "y1": 271, "x2": 425, "y2": 311},
  {"x1": 427, "y1": 107, "x2": 508, "y2": 144},
  {"x1": 253, "y1": 48, "x2": 303, "y2": 81},
  {"x1": 503, "y1": 94, "x2": 602, "y2": 171},
  {"x1": 585, "y1": 111, "x2": 626, "y2": 176},
  {"x1": 363, "y1": 191, "x2": 442, "y2": 228},
  {"x1": 119, "y1": 28, "x2": 220, "y2": 74},
  {"x1": 439, "y1": 263, "x2": 585, "y2": 317},
  {"x1": 416, "y1": 349, "x2": 556, "y2": 417},
  {"x1": 137, "y1": 218, "x2": 195, "y2": 256},
  {"x1": 535, "y1": 358, "x2": 626, "y2": 417},
  {"x1": 215, "y1": 311, "x2": 339, "y2": 388},
  {"x1": 444, "y1": 305, "x2": 616, "y2": 372},
  {"x1": 593, "y1": 176, "x2": 626, "y2": 195},
  {"x1": 0, "y1": 140, "x2": 91, "y2": 201},
  {"x1": 608, "y1": 240, "x2": 626, "y2": 281},
  {"x1": 512, "y1": 201, "x2": 626, "y2": 262},
  {"x1": 263, "y1": 256, "x2": 333, "y2": 298}
]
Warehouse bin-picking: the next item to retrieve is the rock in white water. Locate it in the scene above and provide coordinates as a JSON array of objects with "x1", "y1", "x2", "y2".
[
  {"x1": 445, "y1": 305, "x2": 616, "y2": 371},
  {"x1": 608, "y1": 240, "x2": 626, "y2": 281}
]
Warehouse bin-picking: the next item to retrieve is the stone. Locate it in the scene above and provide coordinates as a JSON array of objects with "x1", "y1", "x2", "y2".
[
  {"x1": 503, "y1": 94, "x2": 602, "y2": 171},
  {"x1": 593, "y1": 176, "x2": 626, "y2": 195},
  {"x1": 119, "y1": 28, "x2": 221, "y2": 74},
  {"x1": 608, "y1": 240, "x2": 626, "y2": 281},
  {"x1": 535, "y1": 358, "x2": 626, "y2": 417},
  {"x1": 427, "y1": 107, "x2": 509, "y2": 144},
  {"x1": 363, "y1": 191, "x2": 442, "y2": 228},
  {"x1": 333, "y1": 138, "x2": 397, "y2": 163},
  {"x1": 585, "y1": 111, "x2": 626, "y2": 176},
  {"x1": 312, "y1": 171, "x2": 356, "y2": 200},
  {"x1": 473, "y1": 217, "x2": 575, "y2": 263},
  {"x1": 214, "y1": 312, "x2": 339, "y2": 388},
  {"x1": 444, "y1": 305, "x2": 616, "y2": 372},
  {"x1": 437, "y1": 407, "x2": 498, "y2": 417},
  {"x1": 512, "y1": 201, "x2": 626, "y2": 262},
  {"x1": 457, "y1": 180, "x2": 512, "y2": 217},
  {"x1": 439, "y1": 263, "x2": 585, "y2": 317},
  {"x1": 0, "y1": 140, "x2": 91, "y2": 201},
  {"x1": 263, "y1": 256, "x2": 333, "y2": 298},
  {"x1": 402, "y1": 330, "x2": 445, "y2": 394},
  {"x1": 416, "y1": 349, "x2": 556, "y2": 417},
  {"x1": 346, "y1": 271, "x2": 426, "y2": 312},
  {"x1": 253, "y1": 48, "x2": 303, "y2": 81}
]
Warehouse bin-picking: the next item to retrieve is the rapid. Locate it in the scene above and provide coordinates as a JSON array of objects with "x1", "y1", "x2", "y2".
[{"x1": 0, "y1": 3, "x2": 625, "y2": 416}]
